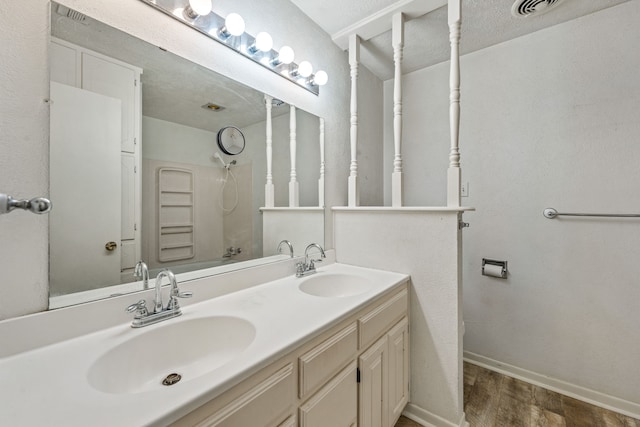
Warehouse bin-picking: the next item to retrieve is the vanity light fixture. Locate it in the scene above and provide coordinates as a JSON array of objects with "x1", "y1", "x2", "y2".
[
  {"x1": 271, "y1": 45, "x2": 295, "y2": 66},
  {"x1": 219, "y1": 13, "x2": 245, "y2": 39},
  {"x1": 247, "y1": 32, "x2": 273, "y2": 55},
  {"x1": 138, "y1": 0, "x2": 324, "y2": 95},
  {"x1": 183, "y1": 0, "x2": 212, "y2": 19}
]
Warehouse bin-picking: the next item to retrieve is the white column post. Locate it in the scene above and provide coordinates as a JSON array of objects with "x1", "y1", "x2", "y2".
[
  {"x1": 447, "y1": 0, "x2": 462, "y2": 207},
  {"x1": 392, "y1": 13, "x2": 405, "y2": 207},
  {"x1": 318, "y1": 117, "x2": 325, "y2": 208},
  {"x1": 264, "y1": 94, "x2": 274, "y2": 207},
  {"x1": 348, "y1": 34, "x2": 360, "y2": 207},
  {"x1": 289, "y1": 104, "x2": 299, "y2": 207}
]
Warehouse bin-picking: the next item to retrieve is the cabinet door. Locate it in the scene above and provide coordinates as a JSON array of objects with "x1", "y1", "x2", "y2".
[
  {"x1": 82, "y1": 52, "x2": 136, "y2": 153},
  {"x1": 299, "y1": 361, "x2": 358, "y2": 427},
  {"x1": 121, "y1": 153, "x2": 136, "y2": 241},
  {"x1": 359, "y1": 336, "x2": 388, "y2": 427},
  {"x1": 50, "y1": 41, "x2": 79, "y2": 86},
  {"x1": 387, "y1": 317, "x2": 409, "y2": 426}
]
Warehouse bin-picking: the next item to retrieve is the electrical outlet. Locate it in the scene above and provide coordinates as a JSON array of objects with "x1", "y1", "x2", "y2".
[{"x1": 461, "y1": 182, "x2": 469, "y2": 197}]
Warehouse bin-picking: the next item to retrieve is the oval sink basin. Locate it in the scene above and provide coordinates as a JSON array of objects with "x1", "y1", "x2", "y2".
[
  {"x1": 87, "y1": 316, "x2": 255, "y2": 394},
  {"x1": 298, "y1": 273, "x2": 372, "y2": 298}
]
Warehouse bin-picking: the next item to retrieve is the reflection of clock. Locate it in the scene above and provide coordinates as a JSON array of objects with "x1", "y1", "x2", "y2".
[{"x1": 217, "y1": 126, "x2": 246, "y2": 155}]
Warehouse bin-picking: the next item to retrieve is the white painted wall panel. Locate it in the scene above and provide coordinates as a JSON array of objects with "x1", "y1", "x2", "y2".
[
  {"x1": 0, "y1": 0, "x2": 53, "y2": 319},
  {"x1": 383, "y1": 1, "x2": 640, "y2": 406},
  {"x1": 334, "y1": 210, "x2": 464, "y2": 425}
]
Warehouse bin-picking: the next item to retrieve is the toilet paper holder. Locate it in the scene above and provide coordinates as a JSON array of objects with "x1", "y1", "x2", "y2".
[{"x1": 482, "y1": 258, "x2": 508, "y2": 279}]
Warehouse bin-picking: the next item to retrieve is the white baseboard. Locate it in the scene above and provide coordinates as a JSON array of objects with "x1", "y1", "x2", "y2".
[
  {"x1": 464, "y1": 351, "x2": 640, "y2": 420},
  {"x1": 403, "y1": 403, "x2": 469, "y2": 427}
]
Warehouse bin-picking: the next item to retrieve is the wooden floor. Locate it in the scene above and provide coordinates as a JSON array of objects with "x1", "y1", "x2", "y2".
[{"x1": 394, "y1": 362, "x2": 640, "y2": 427}]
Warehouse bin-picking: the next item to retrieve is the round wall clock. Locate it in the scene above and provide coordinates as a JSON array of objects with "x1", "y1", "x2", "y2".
[{"x1": 217, "y1": 126, "x2": 246, "y2": 155}]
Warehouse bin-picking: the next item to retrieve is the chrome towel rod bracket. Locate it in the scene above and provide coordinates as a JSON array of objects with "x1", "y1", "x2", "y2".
[{"x1": 543, "y1": 207, "x2": 640, "y2": 219}]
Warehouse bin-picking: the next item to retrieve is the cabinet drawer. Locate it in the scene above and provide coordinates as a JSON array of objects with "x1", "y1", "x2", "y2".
[
  {"x1": 188, "y1": 364, "x2": 294, "y2": 427},
  {"x1": 299, "y1": 361, "x2": 358, "y2": 427},
  {"x1": 299, "y1": 322, "x2": 358, "y2": 399},
  {"x1": 359, "y1": 288, "x2": 408, "y2": 350}
]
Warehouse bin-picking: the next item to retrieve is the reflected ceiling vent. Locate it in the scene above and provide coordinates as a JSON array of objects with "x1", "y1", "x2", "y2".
[
  {"x1": 56, "y1": 4, "x2": 88, "y2": 23},
  {"x1": 511, "y1": 0, "x2": 564, "y2": 18},
  {"x1": 201, "y1": 103, "x2": 225, "y2": 112}
]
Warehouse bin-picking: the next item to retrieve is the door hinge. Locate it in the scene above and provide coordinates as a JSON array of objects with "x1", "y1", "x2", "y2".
[
  {"x1": 134, "y1": 223, "x2": 137, "y2": 231},
  {"x1": 134, "y1": 137, "x2": 137, "y2": 145},
  {"x1": 356, "y1": 368, "x2": 361, "y2": 383},
  {"x1": 134, "y1": 166, "x2": 137, "y2": 173},
  {"x1": 134, "y1": 79, "x2": 137, "y2": 87}
]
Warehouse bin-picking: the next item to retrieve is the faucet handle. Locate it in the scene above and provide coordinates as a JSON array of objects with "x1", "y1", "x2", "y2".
[
  {"x1": 126, "y1": 300, "x2": 149, "y2": 317},
  {"x1": 296, "y1": 262, "x2": 306, "y2": 277},
  {"x1": 166, "y1": 288, "x2": 193, "y2": 311}
]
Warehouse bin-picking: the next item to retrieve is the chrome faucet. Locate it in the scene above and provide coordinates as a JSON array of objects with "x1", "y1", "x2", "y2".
[
  {"x1": 125, "y1": 268, "x2": 193, "y2": 328},
  {"x1": 134, "y1": 261, "x2": 149, "y2": 290},
  {"x1": 153, "y1": 269, "x2": 173, "y2": 313},
  {"x1": 277, "y1": 240, "x2": 294, "y2": 258},
  {"x1": 296, "y1": 243, "x2": 326, "y2": 277}
]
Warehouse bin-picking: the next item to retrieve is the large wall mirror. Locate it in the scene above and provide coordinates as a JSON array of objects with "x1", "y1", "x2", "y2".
[{"x1": 49, "y1": 3, "x2": 324, "y2": 308}]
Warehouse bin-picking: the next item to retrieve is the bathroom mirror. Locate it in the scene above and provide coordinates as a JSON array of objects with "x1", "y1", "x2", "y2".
[{"x1": 49, "y1": 3, "x2": 323, "y2": 308}]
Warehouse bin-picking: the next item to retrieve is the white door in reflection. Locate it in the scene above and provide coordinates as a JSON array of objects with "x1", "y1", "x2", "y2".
[{"x1": 49, "y1": 82, "x2": 122, "y2": 295}]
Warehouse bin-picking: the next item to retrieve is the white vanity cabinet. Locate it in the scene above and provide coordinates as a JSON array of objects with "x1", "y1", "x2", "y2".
[
  {"x1": 171, "y1": 282, "x2": 409, "y2": 427},
  {"x1": 358, "y1": 289, "x2": 410, "y2": 427}
]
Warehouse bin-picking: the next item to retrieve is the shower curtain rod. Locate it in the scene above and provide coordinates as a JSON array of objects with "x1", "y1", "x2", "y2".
[{"x1": 543, "y1": 208, "x2": 640, "y2": 219}]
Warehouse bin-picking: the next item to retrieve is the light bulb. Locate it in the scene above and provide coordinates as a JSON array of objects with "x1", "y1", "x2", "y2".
[
  {"x1": 254, "y1": 32, "x2": 273, "y2": 52},
  {"x1": 298, "y1": 61, "x2": 313, "y2": 78},
  {"x1": 272, "y1": 46, "x2": 295, "y2": 65},
  {"x1": 225, "y1": 13, "x2": 245, "y2": 36},
  {"x1": 188, "y1": 0, "x2": 212, "y2": 16},
  {"x1": 313, "y1": 70, "x2": 328, "y2": 86},
  {"x1": 279, "y1": 46, "x2": 295, "y2": 64}
]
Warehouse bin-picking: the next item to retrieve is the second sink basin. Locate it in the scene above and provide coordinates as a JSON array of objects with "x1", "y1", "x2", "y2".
[
  {"x1": 298, "y1": 273, "x2": 373, "y2": 298},
  {"x1": 87, "y1": 316, "x2": 255, "y2": 394}
]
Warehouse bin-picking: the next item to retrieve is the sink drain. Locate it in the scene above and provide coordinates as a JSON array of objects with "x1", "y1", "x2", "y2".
[{"x1": 162, "y1": 373, "x2": 182, "y2": 386}]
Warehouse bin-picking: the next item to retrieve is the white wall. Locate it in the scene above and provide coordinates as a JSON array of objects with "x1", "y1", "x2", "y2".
[
  {"x1": 334, "y1": 209, "x2": 464, "y2": 426},
  {"x1": 0, "y1": 0, "x2": 383, "y2": 320},
  {"x1": 263, "y1": 209, "x2": 324, "y2": 257},
  {"x1": 142, "y1": 116, "x2": 257, "y2": 263},
  {"x1": 0, "y1": 0, "x2": 51, "y2": 319},
  {"x1": 384, "y1": 1, "x2": 640, "y2": 408}
]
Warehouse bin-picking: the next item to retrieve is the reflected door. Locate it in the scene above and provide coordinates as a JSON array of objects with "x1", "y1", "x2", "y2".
[{"x1": 50, "y1": 82, "x2": 122, "y2": 295}]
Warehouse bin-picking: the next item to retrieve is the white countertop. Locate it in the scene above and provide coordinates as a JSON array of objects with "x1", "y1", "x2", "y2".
[{"x1": 0, "y1": 263, "x2": 408, "y2": 426}]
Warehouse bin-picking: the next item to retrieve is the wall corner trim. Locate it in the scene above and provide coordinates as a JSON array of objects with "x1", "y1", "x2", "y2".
[{"x1": 402, "y1": 402, "x2": 468, "y2": 427}]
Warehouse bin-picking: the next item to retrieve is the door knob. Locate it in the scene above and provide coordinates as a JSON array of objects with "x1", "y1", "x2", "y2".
[{"x1": 105, "y1": 241, "x2": 118, "y2": 251}]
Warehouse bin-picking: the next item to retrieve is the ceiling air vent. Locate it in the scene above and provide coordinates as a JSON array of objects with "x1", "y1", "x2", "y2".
[
  {"x1": 56, "y1": 5, "x2": 88, "y2": 23},
  {"x1": 511, "y1": 0, "x2": 564, "y2": 18}
]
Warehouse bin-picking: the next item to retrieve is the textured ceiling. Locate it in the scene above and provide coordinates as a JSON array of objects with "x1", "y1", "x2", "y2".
[
  {"x1": 290, "y1": 0, "x2": 404, "y2": 35},
  {"x1": 51, "y1": 7, "x2": 288, "y2": 133},
  {"x1": 291, "y1": 0, "x2": 633, "y2": 80}
]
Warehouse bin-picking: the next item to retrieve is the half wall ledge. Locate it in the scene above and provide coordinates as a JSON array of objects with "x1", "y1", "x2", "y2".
[{"x1": 331, "y1": 206, "x2": 475, "y2": 213}]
